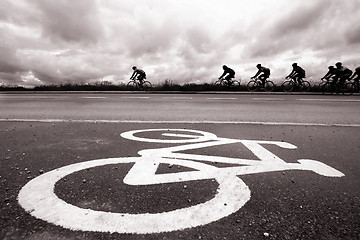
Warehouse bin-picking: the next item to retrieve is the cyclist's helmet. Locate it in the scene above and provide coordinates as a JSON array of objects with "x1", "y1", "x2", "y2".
[
  {"x1": 292, "y1": 63, "x2": 297, "y2": 67},
  {"x1": 335, "y1": 62, "x2": 342, "y2": 67},
  {"x1": 132, "y1": 66, "x2": 137, "y2": 70},
  {"x1": 328, "y1": 66, "x2": 335, "y2": 70},
  {"x1": 222, "y1": 65, "x2": 228, "y2": 70},
  {"x1": 256, "y1": 64, "x2": 261, "y2": 69}
]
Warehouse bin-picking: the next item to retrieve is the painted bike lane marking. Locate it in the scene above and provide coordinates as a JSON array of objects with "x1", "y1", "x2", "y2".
[{"x1": 18, "y1": 129, "x2": 344, "y2": 234}]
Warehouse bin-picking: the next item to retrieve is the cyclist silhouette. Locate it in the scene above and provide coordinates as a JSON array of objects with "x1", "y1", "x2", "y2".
[
  {"x1": 350, "y1": 66, "x2": 360, "y2": 86},
  {"x1": 251, "y1": 64, "x2": 270, "y2": 85},
  {"x1": 218, "y1": 65, "x2": 235, "y2": 85},
  {"x1": 130, "y1": 66, "x2": 146, "y2": 83},
  {"x1": 335, "y1": 62, "x2": 352, "y2": 86},
  {"x1": 321, "y1": 66, "x2": 336, "y2": 81},
  {"x1": 286, "y1": 63, "x2": 306, "y2": 84}
]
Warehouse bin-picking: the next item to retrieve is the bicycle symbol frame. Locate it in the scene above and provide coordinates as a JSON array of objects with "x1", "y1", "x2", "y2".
[{"x1": 18, "y1": 129, "x2": 344, "y2": 234}]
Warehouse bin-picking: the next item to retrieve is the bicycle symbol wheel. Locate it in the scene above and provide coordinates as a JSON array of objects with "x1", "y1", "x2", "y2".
[
  {"x1": 18, "y1": 156, "x2": 250, "y2": 234},
  {"x1": 120, "y1": 128, "x2": 218, "y2": 143}
]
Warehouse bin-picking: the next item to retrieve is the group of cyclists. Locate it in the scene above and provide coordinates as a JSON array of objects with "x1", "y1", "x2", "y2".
[
  {"x1": 129, "y1": 63, "x2": 360, "y2": 90},
  {"x1": 321, "y1": 62, "x2": 360, "y2": 87},
  {"x1": 218, "y1": 62, "x2": 360, "y2": 87}
]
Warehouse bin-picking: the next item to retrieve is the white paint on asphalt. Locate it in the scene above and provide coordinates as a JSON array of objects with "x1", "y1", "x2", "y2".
[
  {"x1": 207, "y1": 97, "x2": 237, "y2": 100},
  {"x1": 0, "y1": 96, "x2": 68, "y2": 99},
  {"x1": 122, "y1": 96, "x2": 150, "y2": 99},
  {"x1": 2, "y1": 118, "x2": 360, "y2": 127},
  {"x1": 297, "y1": 98, "x2": 360, "y2": 102},
  {"x1": 252, "y1": 98, "x2": 284, "y2": 101},
  {"x1": 81, "y1": 97, "x2": 107, "y2": 99},
  {"x1": 18, "y1": 129, "x2": 344, "y2": 234},
  {"x1": 162, "y1": 97, "x2": 193, "y2": 99}
]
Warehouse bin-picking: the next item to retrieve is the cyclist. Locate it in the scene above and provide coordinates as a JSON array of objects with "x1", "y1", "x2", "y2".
[
  {"x1": 286, "y1": 63, "x2": 306, "y2": 84},
  {"x1": 130, "y1": 66, "x2": 146, "y2": 83},
  {"x1": 218, "y1": 65, "x2": 235, "y2": 85},
  {"x1": 349, "y1": 66, "x2": 360, "y2": 86},
  {"x1": 251, "y1": 64, "x2": 270, "y2": 86},
  {"x1": 321, "y1": 66, "x2": 336, "y2": 81},
  {"x1": 335, "y1": 62, "x2": 352, "y2": 86}
]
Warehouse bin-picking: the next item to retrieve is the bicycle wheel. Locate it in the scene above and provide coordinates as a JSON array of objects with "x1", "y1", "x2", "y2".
[
  {"x1": 300, "y1": 81, "x2": 310, "y2": 92},
  {"x1": 282, "y1": 81, "x2": 294, "y2": 92},
  {"x1": 341, "y1": 82, "x2": 355, "y2": 96},
  {"x1": 214, "y1": 80, "x2": 221, "y2": 86},
  {"x1": 127, "y1": 81, "x2": 138, "y2": 90},
  {"x1": 247, "y1": 80, "x2": 258, "y2": 92},
  {"x1": 317, "y1": 79, "x2": 327, "y2": 90},
  {"x1": 214, "y1": 79, "x2": 227, "y2": 88},
  {"x1": 230, "y1": 80, "x2": 241, "y2": 90},
  {"x1": 141, "y1": 81, "x2": 152, "y2": 91},
  {"x1": 321, "y1": 82, "x2": 334, "y2": 95},
  {"x1": 264, "y1": 81, "x2": 275, "y2": 92}
]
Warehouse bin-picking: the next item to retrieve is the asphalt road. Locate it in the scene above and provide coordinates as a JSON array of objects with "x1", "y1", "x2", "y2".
[
  {"x1": 0, "y1": 93, "x2": 359, "y2": 240},
  {"x1": 1, "y1": 93, "x2": 360, "y2": 125}
]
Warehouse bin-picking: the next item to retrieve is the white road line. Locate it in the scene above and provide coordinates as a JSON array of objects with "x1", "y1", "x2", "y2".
[
  {"x1": 122, "y1": 97, "x2": 150, "y2": 99},
  {"x1": 252, "y1": 98, "x2": 284, "y2": 101},
  {"x1": 297, "y1": 98, "x2": 360, "y2": 102},
  {"x1": 207, "y1": 98, "x2": 237, "y2": 100},
  {"x1": 162, "y1": 97, "x2": 193, "y2": 99},
  {"x1": 0, "y1": 96, "x2": 68, "y2": 99},
  {"x1": 1, "y1": 119, "x2": 359, "y2": 127},
  {"x1": 81, "y1": 97, "x2": 107, "y2": 99}
]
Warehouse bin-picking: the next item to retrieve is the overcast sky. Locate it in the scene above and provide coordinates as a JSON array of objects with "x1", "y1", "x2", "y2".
[{"x1": 1, "y1": 0, "x2": 359, "y2": 87}]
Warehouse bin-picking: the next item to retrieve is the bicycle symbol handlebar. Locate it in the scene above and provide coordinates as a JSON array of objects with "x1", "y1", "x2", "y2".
[{"x1": 18, "y1": 129, "x2": 344, "y2": 234}]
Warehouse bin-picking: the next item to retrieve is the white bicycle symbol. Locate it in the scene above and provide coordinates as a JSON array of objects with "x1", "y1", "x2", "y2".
[{"x1": 18, "y1": 129, "x2": 344, "y2": 234}]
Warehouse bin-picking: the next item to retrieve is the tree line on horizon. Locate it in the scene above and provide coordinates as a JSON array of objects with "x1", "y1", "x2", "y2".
[{"x1": 0, "y1": 78, "x2": 343, "y2": 92}]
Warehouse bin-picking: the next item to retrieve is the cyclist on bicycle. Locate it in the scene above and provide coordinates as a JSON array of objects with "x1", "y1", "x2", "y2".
[
  {"x1": 350, "y1": 66, "x2": 360, "y2": 86},
  {"x1": 335, "y1": 62, "x2": 352, "y2": 86},
  {"x1": 321, "y1": 66, "x2": 336, "y2": 81},
  {"x1": 130, "y1": 66, "x2": 146, "y2": 83},
  {"x1": 251, "y1": 64, "x2": 270, "y2": 86},
  {"x1": 218, "y1": 65, "x2": 235, "y2": 85},
  {"x1": 286, "y1": 63, "x2": 306, "y2": 84}
]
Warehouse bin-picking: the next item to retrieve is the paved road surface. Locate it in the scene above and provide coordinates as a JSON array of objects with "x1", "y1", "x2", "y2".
[
  {"x1": 1, "y1": 93, "x2": 360, "y2": 125},
  {"x1": 0, "y1": 93, "x2": 359, "y2": 240}
]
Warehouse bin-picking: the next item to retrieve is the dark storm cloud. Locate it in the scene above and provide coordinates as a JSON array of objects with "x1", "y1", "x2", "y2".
[
  {"x1": 0, "y1": 45, "x2": 23, "y2": 73},
  {"x1": 346, "y1": 24, "x2": 360, "y2": 45},
  {"x1": 0, "y1": 1, "x2": 39, "y2": 26},
  {"x1": 123, "y1": 17, "x2": 180, "y2": 58},
  {"x1": 270, "y1": 2, "x2": 325, "y2": 38},
  {"x1": 33, "y1": 0, "x2": 104, "y2": 45},
  {"x1": 246, "y1": 1, "x2": 328, "y2": 58}
]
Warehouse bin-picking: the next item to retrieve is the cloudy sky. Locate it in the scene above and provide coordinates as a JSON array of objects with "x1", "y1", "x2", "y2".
[{"x1": 0, "y1": 0, "x2": 359, "y2": 87}]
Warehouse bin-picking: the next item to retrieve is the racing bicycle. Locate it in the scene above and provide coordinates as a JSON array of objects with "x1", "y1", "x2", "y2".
[
  {"x1": 321, "y1": 79, "x2": 355, "y2": 96},
  {"x1": 214, "y1": 78, "x2": 241, "y2": 90},
  {"x1": 281, "y1": 77, "x2": 310, "y2": 92},
  {"x1": 127, "y1": 78, "x2": 152, "y2": 91},
  {"x1": 247, "y1": 77, "x2": 275, "y2": 92},
  {"x1": 348, "y1": 78, "x2": 360, "y2": 93},
  {"x1": 317, "y1": 78, "x2": 331, "y2": 90}
]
